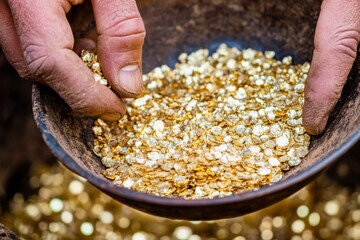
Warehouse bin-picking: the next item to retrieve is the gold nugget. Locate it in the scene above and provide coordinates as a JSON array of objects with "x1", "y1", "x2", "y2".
[{"x1": 85, "y1": 44, "x2": 310, "y2": 199}]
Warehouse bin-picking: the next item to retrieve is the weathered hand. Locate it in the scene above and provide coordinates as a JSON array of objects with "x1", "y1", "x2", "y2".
[
  {"x1": 303, "y1": 0, "x2": 360, "y2": 135},
  {"x1": 0, "y1": 0, "x2": 145, "y2": 121}
]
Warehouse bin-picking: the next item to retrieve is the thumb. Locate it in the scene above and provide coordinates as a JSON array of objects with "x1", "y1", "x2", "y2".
[
  {"x1": 302, "y1": 0, "x2": 360, "y2": 135},
  {"x1": 92, "y1": 0, "x2": 145, "y2": 98}
]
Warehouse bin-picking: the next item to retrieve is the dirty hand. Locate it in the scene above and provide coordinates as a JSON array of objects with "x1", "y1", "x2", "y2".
[
  {"x1": 303, "y1": 0, "x2": 360, "y2": 135},
  {"x1": 0, "y1": 0, "x2": 145, "y2": 121}
]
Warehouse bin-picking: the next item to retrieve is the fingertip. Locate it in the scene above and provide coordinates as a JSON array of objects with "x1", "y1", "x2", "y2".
[
  {"x1": 302, "y1": 100, "x2": 329, "y2": 135},
  {"x1": 98, "y1": 99, "x2": 127, "y2": 121},
  {"x1": 72, "y1": 85, "x2": 127, "y2": 119},
  {"x1": 99, "y1": 112, "x2": 122, "y2": 121},
  {"x1": 302, "y1": 116, "x2": 328, "y2": 135}
]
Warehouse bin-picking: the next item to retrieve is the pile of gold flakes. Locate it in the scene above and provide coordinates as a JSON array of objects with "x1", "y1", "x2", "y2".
[
  {"x1": 88, "y1": 44, "x2": 310, "y2": 199},
  {"x1": 81, "y1": 50, "x2": 109, "y2": 86}
]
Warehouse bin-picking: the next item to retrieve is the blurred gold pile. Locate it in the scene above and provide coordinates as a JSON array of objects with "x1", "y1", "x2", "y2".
[{"x1": 1, "y1": 160, "x2": 360, "y2": 240}]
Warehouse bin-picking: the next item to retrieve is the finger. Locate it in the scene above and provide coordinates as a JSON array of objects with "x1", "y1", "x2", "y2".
[
  {"x1": 7, "y1": 0, "x2": 126, "y2": 120},
  {"x1": 73, "y1": 27, "x2": 98, "y2": 55},
  {"x1": 73, "y1": 38, "x2": 96, "y2": 55},
  {"x1": 92, "y1": 0, "x2": 146, "y2": 98},
  {"x1": 0, "y1": 0, "x2": 27, "y2": 75},
  {"x1": 303, "y1": 0, "x2": 360, "y2": 135}
]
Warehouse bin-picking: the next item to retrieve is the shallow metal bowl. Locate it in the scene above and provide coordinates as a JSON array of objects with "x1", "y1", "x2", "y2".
[{"x1": 32, "y1": 0, "x2": 360, "y2": 220}]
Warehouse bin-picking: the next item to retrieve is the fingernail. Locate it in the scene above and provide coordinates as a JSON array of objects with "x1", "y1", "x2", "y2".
[
  {"x1": 99, "y1": 113, "x2": 122, "y2": 121},
  {"x1": 118, "y1": 64, "x2": 143, "y2": 94}
]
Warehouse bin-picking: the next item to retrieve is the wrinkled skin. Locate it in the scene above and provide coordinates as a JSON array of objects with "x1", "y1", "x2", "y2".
[
  {"x1": 303, "y1": 0, "x2": 360, "y2": 135},
  {"x1": 0, "y1": 0, "x2": 145, "y2": 121},
  {"x1": 0, "y1": 0, "x2": 359, "y2": 134}
]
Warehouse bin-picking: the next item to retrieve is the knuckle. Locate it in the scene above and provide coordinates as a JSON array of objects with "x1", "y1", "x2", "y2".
[
  {"x1": 98, "y1": 16, "x2": 145, "y2": 53},
  {"x1": 102, "y1": 15, "x2": 146, "y2": 40},
  {"x1": 332, "y1": 29, "x2": 360, "y2": 59},
  {"x1": 314, "y1": 29, "x2": 360, "y2": 60},
  {"x1": 23, "y1": 44, "x2": 55, "y2": 79}
]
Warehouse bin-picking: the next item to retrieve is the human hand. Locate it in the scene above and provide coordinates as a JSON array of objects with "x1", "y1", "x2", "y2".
[
  {"x1": 303, "y1": 0, "x2": 360, "y2": 135},
  {"x1": 0, "y1": 0, "x2": 145, "y2": 121}
]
